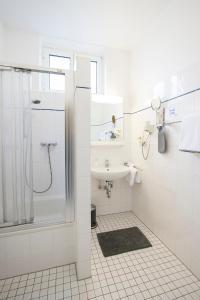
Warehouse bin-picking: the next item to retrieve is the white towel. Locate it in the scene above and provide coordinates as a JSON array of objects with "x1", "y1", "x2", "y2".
[
  {"x1": 125, "y1": 163, "x2": 138, "y2": 186},
  {"x1": 179, "y1": 114, "x2": 200, "y2": 153}
]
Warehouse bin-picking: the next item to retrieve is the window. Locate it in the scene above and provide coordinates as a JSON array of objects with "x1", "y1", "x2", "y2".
[
  {"x1": 49, "y1": 54, "x2": 70, "y2": 91},
  {"x1": 45, "y1": 48, "x2": 101, "y2": 93}
]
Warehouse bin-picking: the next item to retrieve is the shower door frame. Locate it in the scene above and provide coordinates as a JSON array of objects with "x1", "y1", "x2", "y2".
[{"x1": 0, "y1": 62, "x2": 75, "y2": 229}]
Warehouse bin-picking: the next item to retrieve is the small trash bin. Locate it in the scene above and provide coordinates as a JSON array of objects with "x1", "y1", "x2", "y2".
[{"x1": 91, "y1": 204, "x2": 97, "y2": 229}]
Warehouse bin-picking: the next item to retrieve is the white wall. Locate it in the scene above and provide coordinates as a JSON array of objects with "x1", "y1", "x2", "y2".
[
  {"x1": 2, "y1": 24, "x2": 40, "y2": 65},
  {"x1": 0, "y1": 22, "x2": 3, "y2": 59},
  {"x1": 130, "y1": 0, "x2": 200, "y2": 279}
]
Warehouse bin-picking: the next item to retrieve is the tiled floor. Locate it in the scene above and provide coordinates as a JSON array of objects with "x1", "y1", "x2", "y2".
[{"x1": 1, "y1": 212, "x2": 200, "y2": 300}]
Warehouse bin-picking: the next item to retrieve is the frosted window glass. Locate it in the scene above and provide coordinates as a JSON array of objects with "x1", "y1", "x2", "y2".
[{"x1": 49, "y1": 55, "x2": 70, "y2": 91}]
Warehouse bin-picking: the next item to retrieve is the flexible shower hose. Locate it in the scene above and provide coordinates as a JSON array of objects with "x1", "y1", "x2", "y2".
[{"x1": 33, "y1": 144, "x2": 53, "y2": 193}]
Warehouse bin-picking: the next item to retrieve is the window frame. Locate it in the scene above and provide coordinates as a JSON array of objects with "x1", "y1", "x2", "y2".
[
  {"x1": 42, "y1": 47, "x2": 73, "y2": 92},
  {"x1": 90, "y1": 56, "x2": 102, "y2": 94}
]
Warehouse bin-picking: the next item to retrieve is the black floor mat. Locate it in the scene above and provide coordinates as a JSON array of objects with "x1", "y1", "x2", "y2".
[{"x1": 97, "y1": 226, "x2": 152, "y2": 257}]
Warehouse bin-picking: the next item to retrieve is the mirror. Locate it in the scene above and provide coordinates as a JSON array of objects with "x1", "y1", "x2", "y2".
[
  {"x1": 151, "y1": 96, "x2": 161, "y2": 111},
  {"x1": 91, "y1": 94, "x2": 123, "y2": 143}
]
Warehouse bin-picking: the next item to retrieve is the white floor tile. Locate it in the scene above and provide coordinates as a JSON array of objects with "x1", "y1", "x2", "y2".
[{"x1": 0, "y1": 212, "x2": 200, "y2": 300}]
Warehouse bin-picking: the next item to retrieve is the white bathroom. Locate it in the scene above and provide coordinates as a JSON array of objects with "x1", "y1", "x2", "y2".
[{"x1": 0, "y1": 1, "x2": 200, "y2": 300}]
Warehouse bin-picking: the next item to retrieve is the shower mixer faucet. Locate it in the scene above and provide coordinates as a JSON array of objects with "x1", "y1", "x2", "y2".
[{"x1": 40, "y1": 142, "x2": 57, "y2": 147}]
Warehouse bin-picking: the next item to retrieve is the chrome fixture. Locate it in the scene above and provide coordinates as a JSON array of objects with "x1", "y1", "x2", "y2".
[
  {"x1": 40, "y1": 142, "x2": 57, "y2": 147},
  {"x1": 104, "y1": 181, "x2": 113, "y2": 198},
  {"x1": 98, "y1": 179, "x2": 113, "y2": 198}
]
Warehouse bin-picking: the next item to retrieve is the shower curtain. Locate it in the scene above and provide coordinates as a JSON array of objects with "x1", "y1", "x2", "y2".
[{"x1": 0, "y1": 68, "x2": 34, "y2": 226}]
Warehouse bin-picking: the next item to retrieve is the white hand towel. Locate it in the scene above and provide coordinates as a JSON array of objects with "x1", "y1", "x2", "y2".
[
  {"x1": 179, "y1": 114, "x2": 200, "y2": 153},
  {"x1": 125, "y1": 163, "x2": 138, "y2": 186}
]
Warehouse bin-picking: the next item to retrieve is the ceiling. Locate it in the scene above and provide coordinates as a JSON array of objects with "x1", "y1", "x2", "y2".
[{"x1": 0, "y1": 0, "x2": 169, "y2": 50}]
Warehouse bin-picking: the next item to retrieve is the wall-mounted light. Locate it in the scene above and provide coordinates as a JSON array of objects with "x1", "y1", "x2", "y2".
[{"x1": 91, "y1": 94, "x2": 123, "y2": 104}]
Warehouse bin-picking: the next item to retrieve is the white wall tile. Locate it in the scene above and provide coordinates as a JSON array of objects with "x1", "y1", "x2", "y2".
[
  {"x1": 30, "y1": 231, "x2": 53, "y2": 257},
  {"x1": 92, "y1": 177, "x2": 133, "y2": 216},
  {"x1": 5, "y1": 235, "x2": 29, "y2": 260},
  {"x1": 130, "y1": 46, "x2": 200, "y2": 279},
  {"x1": 0, "y1": 224, "x2": 76, "y2": 279}
]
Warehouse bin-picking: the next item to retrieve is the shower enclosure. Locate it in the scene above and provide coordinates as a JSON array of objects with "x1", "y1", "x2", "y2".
[{"x1": 0, "y1": 65, "x2": 73, "y2": 229}]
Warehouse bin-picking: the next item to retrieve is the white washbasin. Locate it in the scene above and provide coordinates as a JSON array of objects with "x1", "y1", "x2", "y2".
[{"x1": 91, "y1": 165, "x2": 129, "y2": 181}]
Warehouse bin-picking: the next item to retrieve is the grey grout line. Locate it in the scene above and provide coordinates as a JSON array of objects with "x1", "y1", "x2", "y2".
[{"x1": 130, "y1": 211, "x2": 200, "y2": 284}]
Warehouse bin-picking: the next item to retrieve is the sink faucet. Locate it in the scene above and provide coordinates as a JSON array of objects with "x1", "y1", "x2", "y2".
[{"x1": 105, "y1": 159, "x2": 110, "y2": 168}]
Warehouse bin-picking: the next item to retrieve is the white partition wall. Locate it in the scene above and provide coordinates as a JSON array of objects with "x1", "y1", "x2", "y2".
[{"x1": 74, "y1": 56, "x2": 91, "y2": 280}]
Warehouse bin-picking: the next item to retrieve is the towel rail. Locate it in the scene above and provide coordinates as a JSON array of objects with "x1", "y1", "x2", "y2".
[
  {"x1": 124, "y1": 162, "x2": 143, "y2": 171},
  {"x1": 164, "y1": 120, "x2": 182, "y2": 125},
  {"x1": 134, "y1": 165, "x2": 143, "y2": 171}
]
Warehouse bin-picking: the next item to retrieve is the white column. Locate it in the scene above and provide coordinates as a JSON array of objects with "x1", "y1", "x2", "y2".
[{"x1": 74, "y1": 56, "x2": 91, "y2": 280}]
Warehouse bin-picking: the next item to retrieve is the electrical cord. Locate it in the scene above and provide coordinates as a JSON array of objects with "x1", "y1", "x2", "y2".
[{"x1": 141, "y1": 131, "x2": 151, "y2": 160}]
